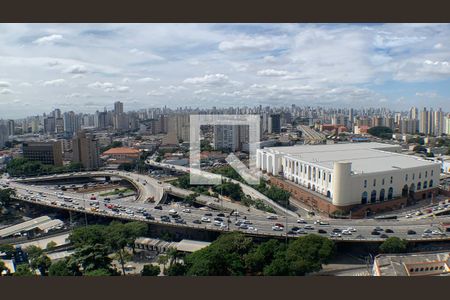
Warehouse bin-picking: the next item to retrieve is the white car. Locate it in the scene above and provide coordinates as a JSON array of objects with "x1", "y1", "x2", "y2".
[
  {"x1": 214, "y1": 220, "x2": 222, "y2": 226},
  {"x1": 182, "y1": 208, "x2": 191, "y2": 213},
  {"x1": 342, "y1": 230, "x2": 352, "y2": 235},
  {"x1": 266, "y1": 215, "x2": 278, "y2": 220},
  {"x1": 272, "y1": 225, "x2": 283, "y2": 231},
  {"x1": 296, "y1": 219, "x2": 307, "y2": 223},
  {"x1": 201, "y1": 217, "x2": 211, "y2": 223}
]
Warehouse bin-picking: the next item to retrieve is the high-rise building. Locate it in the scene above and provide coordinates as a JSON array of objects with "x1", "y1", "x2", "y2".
[
  {"x1": 163, "y1": 114, "x2": 190, "y2": 144},
  {"x1": 44, "y1": 116, "x2": 56, "y2": 134},
  {"x1": 213, "y1": 125, "x2": 249, "y2": 152},
  {"x1": 114, "y1": 101, "x2": 124, "y2": 114},
  {"x1": 0, "y1": 123, "x2": 8, "y2": 148},
  {"x1": 7, "y1": 120, "x2": 15, "y2": 136},
  {"x1": 268, "y1": 114, "x2": 281, "y2": 134},
  {"x1": 445, "y1": 114, "x2": 450, "y2": 135},
  {"x1": 409, "y1": 107, "x2": 418, "y2": 120},
  {"x1": 433, "y1": 108, "x2": 444, "y2": 136},
  {"x1": 72, "y1": 130, "x2": 101, "y2": 170},
  {"x1": 22, "y1": 141, "x2": 63, "y2": 166},
  {"x1": 419, "y1": 107, "x2": 428, "y2": 135},
  {"x1": 63, "y1": 111, "x2": 81, "y2": 135}
]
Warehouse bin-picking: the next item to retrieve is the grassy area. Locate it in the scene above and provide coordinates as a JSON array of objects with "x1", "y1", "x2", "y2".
[{"x1": 99, "y1": 188, "x2": 134, "y2": 197}]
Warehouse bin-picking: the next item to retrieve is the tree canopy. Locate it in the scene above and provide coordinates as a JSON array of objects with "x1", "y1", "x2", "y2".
[
  {"x1": 367, "y1": 126, "x2": 393, "y2": 139},
  {"x1": 379, "y1": 237, "x2": 408, "y2": 254}
]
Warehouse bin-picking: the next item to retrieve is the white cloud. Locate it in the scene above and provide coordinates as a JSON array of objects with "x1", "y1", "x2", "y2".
[
  {"x1": 43, "y1": 79, "x2": 66, "y2": 86},
  {"x1": 0, "y1": 88, "x2": 13, "y2": 94},
  {"x1": 32, "y1": 34, "x2": 63, "y2": 45},
  {"x1": 88, "y1": 81, "x2": 114, "y2": 89},
  {"x1": 64, "y1": 64, "x2": 88, "y2": 74},
  {"x1": 0, "y1": 81, "x2": 10, "y2": 87},
  {"x1": 257, "y1": 69, "x2": 290, "y2": 77},
  {"x1": 219, "y1": 35, "x2": 283, "y2": 52},
  {"x1": 137, "y1": 77, "x2": 160, "y2": 83},
  {"x1": 183, "y1": 74, "x2": 230, "y2": 86}
]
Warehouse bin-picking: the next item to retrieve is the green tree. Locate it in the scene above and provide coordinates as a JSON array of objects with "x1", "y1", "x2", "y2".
[
  {"x1": 157, "y1": 255, "x2": 169, "y2": 274},
  {"x1": 48, "y1": 259, "x2": 75, "y2": 276},
  {"x1": 379, "y1": 237, "x2": 408, "y2": 254},
  {"x1": 72, "y1": 244, "x2": 114, "y2": 275},
  {"x1": 24, "y1": 245, "x2": 44, "y2": 260},
  {"x1": 367, "y1": 126, "x2": 393, "y2": 139},
  {"x1": 14, "y1": 264, "x2": 33, "y2": 276},
  {"x1": 166, "y1": 263, "x2": 187, "y2": 276},
  {"x1": 69, "y1": 224, "x2": 108, "y2": 248},
  {"x1": 29, "y1": 254, "x2": 51, "y2": 276},
  {"x1": 141, "y1": 264, "x2": 160, "y2": 276},
  {"x1": 46, "y1": 241, "x2": 57, "y2": 251},
  {"x1": 84, "y1": 268, "x2": 114, "y2": 276},
  {"x1": 0, "y1": 244, "x2": 15, "y2": 258},
  {"x1": 0, "y1": 189, "x2": 15, "y2": 210},
  {"x1": 244, "y1": 239, "x2": 284, "y2": 275}
]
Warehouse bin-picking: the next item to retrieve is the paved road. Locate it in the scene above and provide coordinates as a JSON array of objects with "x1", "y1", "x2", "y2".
[{"x1": 3, "y1": 176, "x2": 450, "y2": 242}]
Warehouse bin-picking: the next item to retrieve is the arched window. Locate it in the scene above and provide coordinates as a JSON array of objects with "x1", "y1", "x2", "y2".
[
  {"x1": 379, "y1": 189, "x2": 385, "y2": 201},
  {"x1": 431, "y1": 170, "x2": 434, "y2": 176},
  {"x1": 361, "y1": 191, "x2": 368, "y2": 204},
  {"x1": 402, "y1": 185, "x2": 408, "y2": 197},
  {"x1": 364, "y1": 180, "x2": 367, "y2": 188},
  {"x1": 423, "y1": 181, "x2": 428, "y2": 189},
  {"x1": 373, "y1": 179, "x2": 376, "y2": 187},
  {"x1": 326, "y1": 191, "x2": 331, "y2": 198},
  {"x1": 370, "y1": 190, "x2": 377, "y2": 203},
  {"x1": 417, "y1": 182, "x2": 421, "y2": 190},
  {"x1": 429, "y1": 180, "x2": 433, "y2": 188},
  {"x1": 388, "y1": 187, "x2": 393, "y2": 200}
]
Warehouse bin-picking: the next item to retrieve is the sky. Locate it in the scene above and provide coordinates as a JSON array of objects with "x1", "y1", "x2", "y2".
[{"x1": 0, "y1": 23, "x2": 450, "y2": 118}]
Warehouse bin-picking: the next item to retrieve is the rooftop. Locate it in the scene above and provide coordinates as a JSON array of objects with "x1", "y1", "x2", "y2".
[
  {"x1": 374, "y1": 251, "x2": 450, "y2": 276},
  {"x1": 261, "y1": 142, "x2": 440, "y2": 174},
  {"x1": 103, "y1": 147, "x2": 140, "y2": 155}
]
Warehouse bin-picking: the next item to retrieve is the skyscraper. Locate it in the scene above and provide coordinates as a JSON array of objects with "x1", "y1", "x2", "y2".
[
  {"x1": 72, "y1": 130, "x2": 101, "y2": 170},
  {"x1": 433, "y1": 108, "x2": 444, "y2": 136},
  {"x1": 268, "y1": 114, "x2": 281, "y2": 134},
  {"x1": 114, "y1": 101, "x2": 124, "y2": 114},
  {"x1": 419, "y1": 107, "x2": 428, "y2": 134}
]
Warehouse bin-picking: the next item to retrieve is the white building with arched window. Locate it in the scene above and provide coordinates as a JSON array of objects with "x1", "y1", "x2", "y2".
[{"x1": 256, "y1": 142, "x2": 441, "y2": 208}]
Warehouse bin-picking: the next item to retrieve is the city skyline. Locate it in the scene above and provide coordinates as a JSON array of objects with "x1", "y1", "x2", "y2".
[{"x1": 1, "y1": 24, "x2": 450, "y2": 118}]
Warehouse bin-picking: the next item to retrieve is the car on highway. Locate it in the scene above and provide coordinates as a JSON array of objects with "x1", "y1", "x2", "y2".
[
  {"x1": 154, "y1": 205, "x2": 162, "y2": 210},
  {"x1": 380, "y1": 234, "x2": 389, "y2": 239},
  {"x1": 175, "y1": 219, "x2": 186, "y2": 224},
  {"x1": 145, "y1": 215, "x2": 155, "y2": 220},
  {"x1": 214, "y1": 217, "x2": 224, "y2": 222},
  {"x1": 266, "y1": 215, "x2": 278, "y2": 220},
  {"x1": 385, "y1": 229, "x2": 394, "y2": 233},
  {"x1": 272, "y1": 225, "x2": 283, "y2": 231},
  {"x1": 314, "y1": 220, "x2": 329, "y2": 225},
  {"x1": 341, "y1": 229, "x2": 352, "y2": 235},
  {"x1": 329, "y1": 232, "x2": 341, "y2": 238},
  {"x1": 432, "y1": 230, "x2": 445, "y2": 236},
  {"x1": 204, "y1": 212, "x2": 213, "y2": 216},
  {"x1": 317, "y1": 229, "x2": 327, "y2": 234},
  {"x1": 216, "y1": 213, "x2": 225, "y2": 217},
  {"x1": 423, "y1": 228, "x2": 433, "y2": 234},
  {"x1": 201, "y1": 217, "x2": 211, "y2": 223},
  {"x1": 373, "y1": 227, "x2": 383, "y2": 232},
  {"x1": 422, "y1": 233, "x2": 432, "y2": 238},
  {"x1": 407, "y1": 230, "x2": 416, "y2": 235},
  {"x1": 296, "y1": 219, "x2": 307, "y2": 224},
  {"x1": 239, "y1": 224, "x2": 249, "y2": 230},
  {"x1": 371, "y1": 230, "x2": 381, "y2": 235},
  {"x1": 193, "y1": 219, "x2": 201, "y2": 224},
  {"x1": 304, "y1": 225, "x2": 314, "y2": 230},
  {"x1": 160, "y1": 215, "x2": 171, "y2": 222},
  {"x1": 182, "y1": 208, "x2": 191, "y2": 213},
  {"x1": 332, "y1": 228, "x2": 342, "y2": 233}
]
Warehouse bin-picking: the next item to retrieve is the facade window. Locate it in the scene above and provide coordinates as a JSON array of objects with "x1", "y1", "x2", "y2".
[
  {"x1": 405, "y1": 174, "x2": 408, "y2": 181},
  {"x1": 390, "y1": 176, "x2": 393, "y2": 184},
  {"x1": 382, "y1": 178, "x2": 385, "y2": 185},
  {"x1": 423, "y1": 181, "x2": 428, "y2": 189},
  {"x1": 419, "y1": 173, "x2": 422, "y2": 179},
  {"x1": 361, "y1": 191, "x2": 368, "y2": 204},
  {"x1": 373, "y1": 179, "x2": 376, "y2": 187},
  {"x1": 429, "y1": 180, "x2": 433, "y2": 188},
  {"x1": 431, "y1": 170, "x2": 434, "y2": 176},
  {"x1": 425, "y1": 171, "x2": 428, "y2": 178},
  {"x1": 318, "y1": 171, "x2": 321, "y2": 179},
  {"x1": 388, "y1": 187, "x2": 393, "y2": 200},
  {"x1": 329, "y1": 175, "x2": 331, "y2": 183},
  {"x1": 370, "y1": 190, "x2": 377, "y2": 203},
  {"x1": 379, "y1": 189, "x2": 385, "y2": 201},
  {"x1": 417, "y1": 182, "x2": 421, "y2": 190},
  {"x1": 413, "y1": 173, "x2": 415, "y2": 180},
  {"x1": 364, "y1": 180, "x2": 367, "y2": 188}
]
